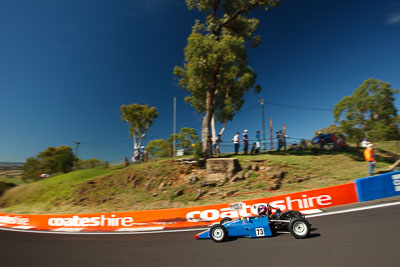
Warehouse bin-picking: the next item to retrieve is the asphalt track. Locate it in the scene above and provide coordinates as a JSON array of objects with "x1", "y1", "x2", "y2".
[{"x1": 1, "y1": 202, "x2": 400, "y2": 267}]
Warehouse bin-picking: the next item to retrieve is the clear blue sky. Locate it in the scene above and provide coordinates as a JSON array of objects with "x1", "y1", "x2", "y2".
[{"x1": 1, "y1": 0, "x2": 399, "y2": 162}]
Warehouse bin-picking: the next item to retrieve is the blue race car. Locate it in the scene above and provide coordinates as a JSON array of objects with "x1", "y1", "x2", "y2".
[{"x1": 194, "y1": 206, "x2": 311, "y2": 242}]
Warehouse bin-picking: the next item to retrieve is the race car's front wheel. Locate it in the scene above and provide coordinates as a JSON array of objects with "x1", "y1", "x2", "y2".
[
  {"x1": 289, "y1": 218, "x2": 310, "y2": 239},
  {"x1": 210, "y1": 224, "x2": 227, "y2": 243}
]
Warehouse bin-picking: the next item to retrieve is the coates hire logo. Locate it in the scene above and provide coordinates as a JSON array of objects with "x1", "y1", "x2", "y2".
[
  {"x1": 48, "y1": 215, "x2": 135, "y2": 227},
  {"x1": 186, "y1": 194, "x2": 332, "y2": 222},
  {"x1": 0, "y1": 215, "x2": 30, "y2": 226}
]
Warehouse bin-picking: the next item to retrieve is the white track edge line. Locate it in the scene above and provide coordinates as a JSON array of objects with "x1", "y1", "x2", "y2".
[
  {"x1": 51, "y1": 228, "x2": 86, "y2": 232},
  {"x1": 306, "y1": 201, "x2": 400, "y2": 218},
  {"x1": 0, "y1": 227, "x2": 209, "y2": 235}
]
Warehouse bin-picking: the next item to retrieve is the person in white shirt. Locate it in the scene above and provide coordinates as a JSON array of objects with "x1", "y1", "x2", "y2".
[{"x1": 232, "y1": 132, "x2": 241, "y2": 155}]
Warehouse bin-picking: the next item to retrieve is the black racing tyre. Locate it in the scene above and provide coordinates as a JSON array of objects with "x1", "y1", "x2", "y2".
[
  {"x1": 210, "y1": 224, "x2": 227, "y2": 243},
  {"x1": 278, "y1": 210, "x2": 303, "y2": 220},
  {"x1": 220, "y1": 217, "x2": 232, "y2": 225},
  {"x1": 289, "y1": 218, "x2": 310, "y2": 239}
]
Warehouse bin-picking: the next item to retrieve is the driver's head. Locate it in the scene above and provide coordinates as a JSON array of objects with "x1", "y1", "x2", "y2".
[{"x1": 258, "y1": 204, "x2": 268, "y2": 216}]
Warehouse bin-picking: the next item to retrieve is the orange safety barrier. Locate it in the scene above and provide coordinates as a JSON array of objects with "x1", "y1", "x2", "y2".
[{"x1": 0, "y1": 183, "x2": 358, "y2": 231}]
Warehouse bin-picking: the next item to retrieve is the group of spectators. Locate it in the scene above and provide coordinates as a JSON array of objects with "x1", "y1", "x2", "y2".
[
  {"x1": 215, "y1": 129, "x2": 289, "y2": 155},
  {"x1": 314, "y1": 132, "x2": 348, "y2": 150},
  {"x1": 215, "y1": 129, "x2": 377, "y2": 177},
  {"x1": 132, "y1": 146, "x2": 148, "y2": 163},
  {"x1": 231, "y1": 130, "x2": 262, "y2": 155}
]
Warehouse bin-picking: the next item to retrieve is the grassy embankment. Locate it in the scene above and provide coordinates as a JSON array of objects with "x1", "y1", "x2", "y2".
[{"x1": 0, "y1": 143, "x2": 398, "y2": 215}]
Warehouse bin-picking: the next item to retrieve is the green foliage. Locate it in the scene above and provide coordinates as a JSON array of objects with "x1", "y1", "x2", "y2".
[
  {"x1": 314, "y1": 124, "x2": 342, "y2": 136},
  {"x1": 54, "y1": 146, "x2": 76, "y2": 172},
  {"x1": 147, "y1": 139, "x2": 170, "y2": 158},
  {"x1": 168, "y1": 127, "x2": 200, "y2": 155},
  {"x1": 22, "y1": 158, "x2": 41, "y2": 182},
  {"x1": 334, "y1": 78, "x2": 399, "y2": 142},
  {"x1": 120, "y1": 103, "x2": 158, "y2": 150},
  {"x1": 146, "y1": 128, "x2": 200, "y2": 157},
  {"x1": 174, "y1": 0, "x2": 280, "y2": 157},
  {"x1": 193, "y1": 141, "x2": 204, "y2": 161},
  {"x1": 22, "y1": 146, "x2": 75, "y2": 182}
]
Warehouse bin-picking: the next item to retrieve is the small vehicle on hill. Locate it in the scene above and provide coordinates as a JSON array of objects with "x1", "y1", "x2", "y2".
[
  {"x1": 311, "y1": 133, "x2": 337, "y2": 145},
  {"x1": 194, "y1": 204, "x2": 311, "y2": 242}
]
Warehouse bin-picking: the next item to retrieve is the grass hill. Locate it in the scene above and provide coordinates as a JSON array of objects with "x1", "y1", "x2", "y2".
[{"x1": 0, "y1": 144, "x2": 398, "y2": 215}]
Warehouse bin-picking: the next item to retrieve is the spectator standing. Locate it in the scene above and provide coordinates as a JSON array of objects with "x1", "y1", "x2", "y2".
[
  {"x1": 283, "y1": 131, "x2": 288, "y2": 149},
  {"x1": 290, "y1": 141, "x2": 298, "y2": 151},
  {"x1": 276, "y1": 130, "x2": 284, "y2": 151},
  {"x1": 142, "y1": 147, "x2": 148, "y2": 163},
  {"x1": 361, "y1": 138, "x2": 369, "y2": 148},
  {"x1": 364, "y1": 143, "x2": 376, "y2": 176},
  {"x1": 255, "y1": 130, "x2": 261, "y2": 143},
  {"x1": 139, "y1": 146, "x2": 145, "y2": 163},
  {"x1": 214, "y1": 134, "x2": 222, "y2": 155},
  {"x1": 316, "y1": 131, "x2": 326, "y2": 150},
  {"x1": 333, "y1": 134, "x2": 338, "y2": 149},
  {"x1": 255, "y1": 130, "x2": 261, "y2": 153},
  {"x1": 300, "y1": 139, "x2": 308, "y2": 150},
  {"x1": 255, "y1": 140, "x2": 261, "y2": 154},
  {"x1": 250, "y1": 142, "x2": 256, "y2": 154},
  {"x1": 132, "y1": 148, "x2": 139, "y2": 163},
  {"x1": 233, "y1": 132, "x2": 241, "y2": 155},
  {"x1": 243, "y1": 130, "x2": 249, "y2": 154},
  {"x1": 337, "y1": 135, "x2": 347, "y2": 149}
]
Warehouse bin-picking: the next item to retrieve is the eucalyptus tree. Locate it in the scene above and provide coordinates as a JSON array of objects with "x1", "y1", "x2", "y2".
[
  {"x1": 120, "y1": 104, "x2": 158, "y2": 153},
  {"x1": 174, "y1": 0, "x2": 280, "y2": 158},
  {"x1": 334, "y1": 78, "x2": 399, "y2": 142},
  {"x1": 168, "y1": 127, "x2": 200, "y2": 155},
  {"x1": 22, "y1": 146, "x2": 75, "y2": 181},
  {"x1": 146, "y1": 139, "x2": 170, "y2": 158}
]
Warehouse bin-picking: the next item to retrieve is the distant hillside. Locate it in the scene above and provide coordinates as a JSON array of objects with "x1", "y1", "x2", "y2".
[{"x1": 0, "y1": 162, "x2": 23, "y2": 171}]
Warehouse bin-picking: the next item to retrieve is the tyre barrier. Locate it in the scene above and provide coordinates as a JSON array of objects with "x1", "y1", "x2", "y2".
[{"x1": 0, "y1": 171, "x2": 398, "y2": 233}]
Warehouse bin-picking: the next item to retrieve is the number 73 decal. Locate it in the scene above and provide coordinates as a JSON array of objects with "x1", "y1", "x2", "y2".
[{"x1": 255, "y1": 228, "x2": 265, "y2": 237}]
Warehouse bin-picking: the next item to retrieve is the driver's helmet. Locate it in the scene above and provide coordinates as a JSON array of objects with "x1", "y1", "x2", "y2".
[{"x1": 257, "y1": 204, "x2": 268, "y2": 216}]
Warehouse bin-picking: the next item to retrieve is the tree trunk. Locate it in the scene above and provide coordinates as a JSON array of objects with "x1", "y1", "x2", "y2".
[
  {"x1": 202, "y1": 91, "x2": 214, "y2": 159},
  {"x1": 202, "y1": 63, "x2": 220, "y2": 159},
  {"x1": 133, "y1": 136, "x2": 137, "y2": 150},
  {"x1": 211, "y1": 115, "x2": 217, "y2": 143}
]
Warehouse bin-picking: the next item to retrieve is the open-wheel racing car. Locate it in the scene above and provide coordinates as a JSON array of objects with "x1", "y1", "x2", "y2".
[{"x1": 194, "y1": 203, "x2": 311, "y2": 242}]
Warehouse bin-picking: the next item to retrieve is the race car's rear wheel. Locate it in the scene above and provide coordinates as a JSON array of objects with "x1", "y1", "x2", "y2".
[
  {"x1": 289, "y1": 218, "x2": 310, "y2": 239},
  {"x1": 220, "y1": 217, "x2": 232, "y2": 225},
  {"x1": 278, "y1": 210, "x2": 304, "y2": 220},
  {"x1": 210, "y1": 224, "x2": 227, "y2": 243}
]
